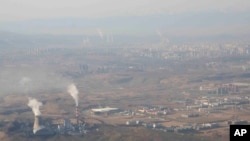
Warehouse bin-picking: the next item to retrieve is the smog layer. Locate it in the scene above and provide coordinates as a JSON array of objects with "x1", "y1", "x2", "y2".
[{"x1": 0, "y1": 31, "x2": 250, "y2": 141}]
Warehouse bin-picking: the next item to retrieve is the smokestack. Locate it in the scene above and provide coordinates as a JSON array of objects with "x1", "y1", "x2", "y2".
[
  {"x1": 67, "y1": 83, "x2": 79, "y2": 107},
  {"x1": 67, "y1": 83, "x2": 80, "y2": 125},
  {"x1": 75, "y1": 106, "x2": 79, "y2": 125},
  {"x1": 33, "y1": 116, "x2": 39, "y2": 130},
  {"x1": 33, "y1": 116, "x2": 42, "y2": 134},
  {"x1": 27, "y1": 97, "x2": 44, "y2": 134}
]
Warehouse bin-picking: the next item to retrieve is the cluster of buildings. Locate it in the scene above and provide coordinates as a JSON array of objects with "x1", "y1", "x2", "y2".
[
  {"x1": 126, "y1": 41, "x2": 250, "y2": 60},
  {"x1": 136, "y1": 105, "x2": 171, "y2": 116},
  {"x1": 200, "y1": 83, "x2": 240, "y2": 95},
  {"x1": 125, "y1": 119, "x2": 222, "y2": 133},
  {"x1": 24, "y1": 115, "x2": 98, "y2": 137},
  {"x1": 23, "y1": 114, "x2": 99, "y2": 137},
  {"x1": 185, "y1": 95, "x2": 250, "y2": 114},
  {"x1": 20, "y1": 95, "x2": 249, "y2": 137},
  {"x1": 119, "y1": 92, "x2": 250, "y2": 134}
]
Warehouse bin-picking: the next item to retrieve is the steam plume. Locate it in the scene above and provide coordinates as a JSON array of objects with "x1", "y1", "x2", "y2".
[
  {"x1": 27, "y1": 97, "x2": 43, "y2": 116},
  {"x1": 97, "y1": 29, "x2": 104, "y2": 39},
  {"x1": 67, "y1": 83, "x2": 79, "y2": 106},
  {"x1": 20, "y1": 76, "x2": 31, "y2": 94},
  {"x1": 19, "y1": 77, "x2": 31, "y2": 86},
  {"x1": 156, "y1": 30, "x2": 163, "y2": 40}
]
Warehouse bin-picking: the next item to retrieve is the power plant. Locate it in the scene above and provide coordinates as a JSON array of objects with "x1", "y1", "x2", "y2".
[{"x1": 24, "y1": 83, "x2": 97, "y2": 137}]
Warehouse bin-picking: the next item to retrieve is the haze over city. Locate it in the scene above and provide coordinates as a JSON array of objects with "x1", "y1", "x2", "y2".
[
  {"x1": 0, "y1": 1, "x2": 250, "y2": 141},
  {"x1": 0, "y1": 0, "x2": 250, "y2": 37}
]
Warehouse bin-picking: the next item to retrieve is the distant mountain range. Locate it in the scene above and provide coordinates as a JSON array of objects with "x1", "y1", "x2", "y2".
[{"x1": 0, "y1": 11, "x2": 250, "y2": 42}]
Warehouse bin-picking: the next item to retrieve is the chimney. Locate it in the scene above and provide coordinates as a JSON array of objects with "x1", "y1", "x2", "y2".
[
  {"x1": 33, "y1": 116, "x2": 40, "y2": 134},
  {"x1": 75, "y1": 106, "x2": 79, "y2": 125}
]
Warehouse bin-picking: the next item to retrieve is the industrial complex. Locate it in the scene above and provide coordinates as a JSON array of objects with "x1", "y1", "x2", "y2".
[
  {"x1": 6, "y1": 81, "x2": 247, "y2": 139},
  {"x1": 21, "y1": 83, "x2": 99, "y2": 137}
]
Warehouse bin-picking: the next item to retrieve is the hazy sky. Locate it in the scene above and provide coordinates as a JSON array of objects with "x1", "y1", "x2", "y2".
[
  {"x1": 1, "y1": 0, "x2": 250, "y2": 22},
  {"x1": 0, "y1": 0, "x2": 250, "y2": 37}
]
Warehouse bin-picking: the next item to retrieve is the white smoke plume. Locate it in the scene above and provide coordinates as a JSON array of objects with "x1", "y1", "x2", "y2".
[
  {"x1": 156, "y1": 30, "x2": 163, "y2": 40},
  {"x1": 97, "y1": 28, "x2": 104, "y2": 39},
  {"x1": 27, "y1": 97, "x2": 43, "y2": 116},
  {"x1": 19, "y1": 77, "x2": 31, "y2": 86},
  {"x1": 156, "y1": 29, "x2": 169, "y2": 45},
  {"x1": 67, "y1": 83, "x2": 79, "y2": 106},
  {"x1": 19, "y1": 76, "x2": 32, "y2": 94},
  {"x1": 0, "y1": 67, "x2": 70, "y2": 95}
]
